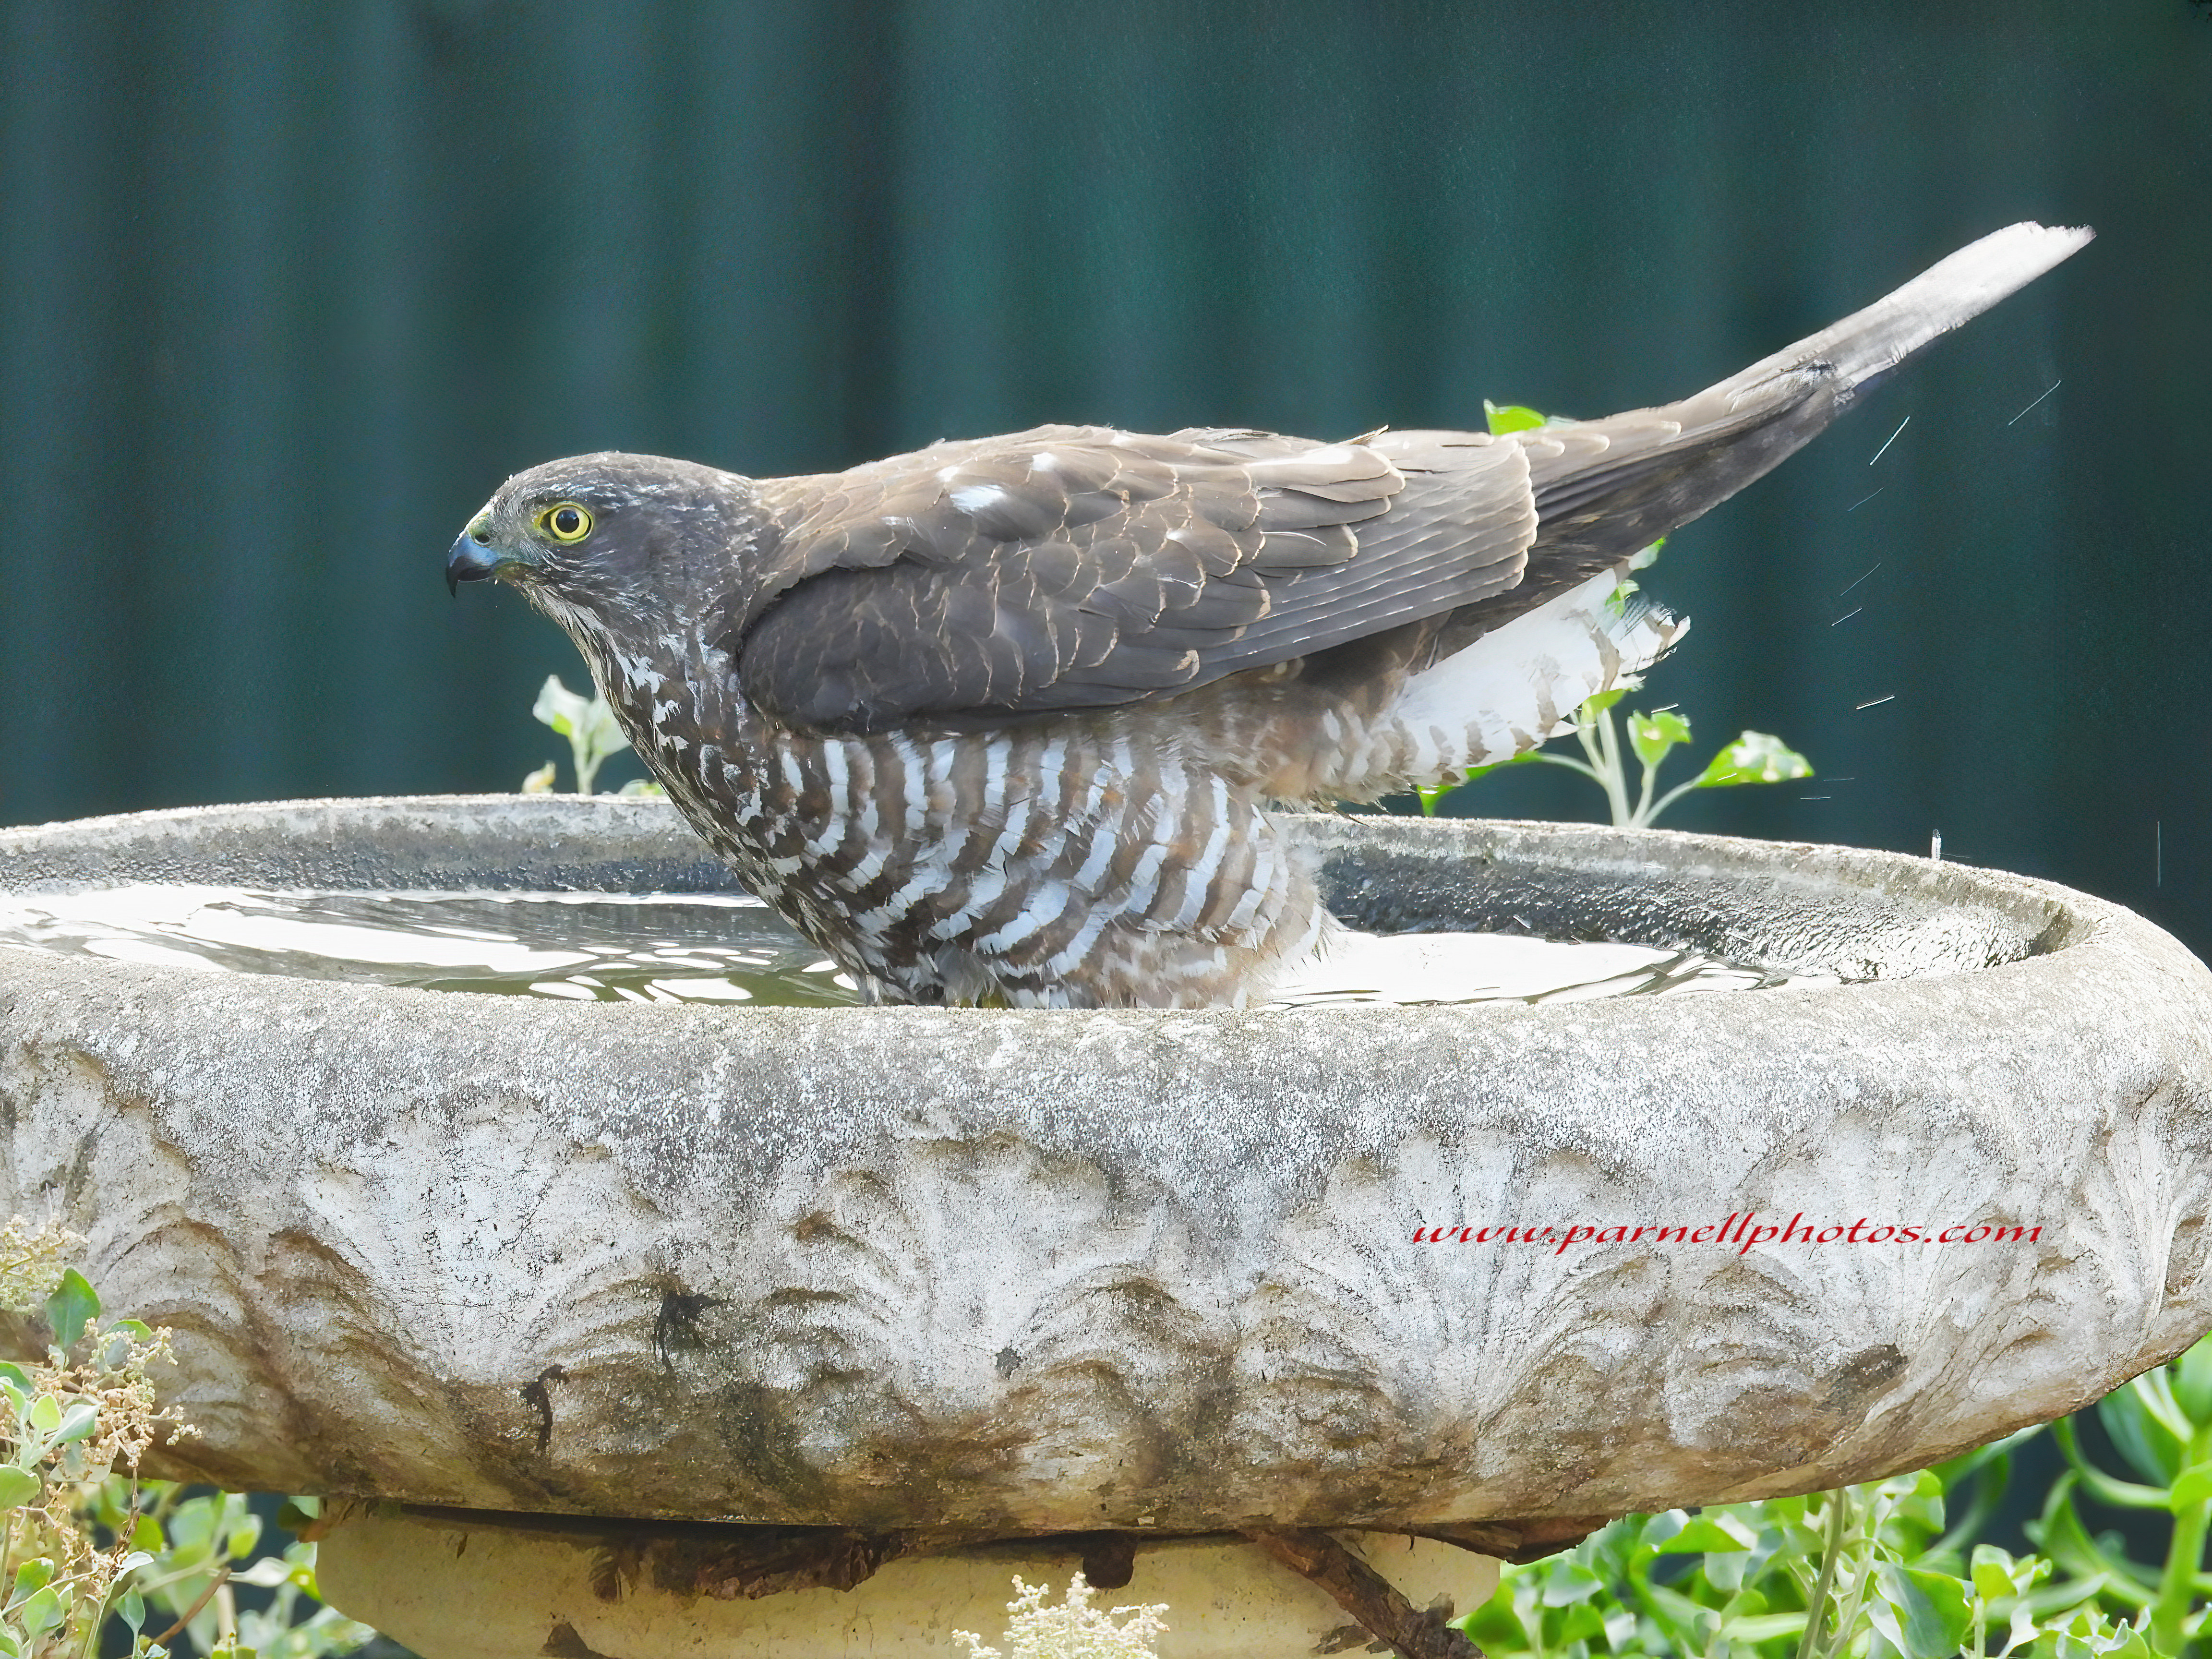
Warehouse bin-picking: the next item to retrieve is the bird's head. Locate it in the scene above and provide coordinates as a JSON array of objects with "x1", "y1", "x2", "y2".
[{"x1": 446, "y1": 452, "x2": 765, "y2": 645}]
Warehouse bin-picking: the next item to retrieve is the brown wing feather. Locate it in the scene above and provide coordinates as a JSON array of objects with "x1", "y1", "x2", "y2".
[{"x1": 731, "y1": 424, "x2": 1542, "y2": 733}]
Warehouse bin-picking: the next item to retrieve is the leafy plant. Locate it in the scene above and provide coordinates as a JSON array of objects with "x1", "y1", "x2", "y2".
[
  {"x1": 96, "y1": 1489, "x2": 372, "y2": 1659},
  {"x1": 2030, "y1": 1331, "x2": 2212, "y2": 1654},
  {"x1": 521, "y1": 674, "x2": 661, "y2": 797},
  {"x1": 1418, "y1": 688, "x2": 1813, "y2": 828},
  {"x1": 0, "y1": 1219, "x2": 189, "y2": 1657},
  {"x1": 0, "y1": 1219, "x2": 374, "y2": 1658},
  {"x1": 1461, "y1": 1462, "x2": 2150, "y2": 1658},
  {"x1": 1457, "y1": 1333, "x2": 2212, "y2": 1657}
]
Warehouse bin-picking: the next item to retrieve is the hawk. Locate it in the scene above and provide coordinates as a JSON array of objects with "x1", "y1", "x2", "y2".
[{"x1": 448, "y1": 223, "x2": 2089, "y2": 1009}]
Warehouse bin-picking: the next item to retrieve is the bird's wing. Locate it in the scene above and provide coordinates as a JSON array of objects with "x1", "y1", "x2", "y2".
[{"x1": 730, "y1": 424, "x2": 1539, "y2": 732}]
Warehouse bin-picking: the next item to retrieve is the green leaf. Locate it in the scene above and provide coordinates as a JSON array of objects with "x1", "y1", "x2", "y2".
[
  {"x1": 1653, "y1": 1513, "x2": 1752, "y2": 1553},
  {"x1": 532, "y1": 673, "x2": 630, "y2": 795},
  {"x1": 7, "y1": 1559, "x2": 52, "y2": 1604},
  {"x1": 2100, "y1": 1382, "x2": 2184, "y2": 1486},
  {"x1": 1722, "y1": 1611, "x2": 1808, "y2": 1642},
  {"x1": 232, "y1": 1556, "x2": 301, "y2": 1588},
  {"x1": 1868, "y1": 1563, "x2": 1972, "y2": 1658},
  {"x1": 43, "y1": 1267, "x2": 98, "y2": 1349},
  {"x1": 118, "y1": 1587, "x2": 145, "y2": 1636},
  {"x1": 227, "y1": 1509, "x2": 265, "y2": 1559},
  {"x1": 15, "y1": 1582, "x2": 64, "y2": 1635},
  {"x1": 1581, "y1": 686, "x2": 1630, "y2": 717},
  {"x1": 1971, "y1": 1542, "x2": 2048, "y2": 1601},
  {"x1": 52, "y1": 1399, "x2": 98, "y2": 1446},
  {"x1": 2167, "y1": 1460, "x2": 2212, "y2": 1512},
  {"x1": 2041, "y1": 1605, "x2": 2154, "y2": 1657},
  {"x1": 0, "y1": 1467, "x2": 38, "y2": 1510},
  {"x1": 531, "y1": 673, "x2": 590, "y2": 738},
  {"x1": 1695, "y1": 731, "x2": 1814, "y2": 788},
  {"x1": 97, "y1": 1319, "x2": 152, "y2": 1369},
  {"x1": 26, "y1": 1392, "x2": 60, "y2": 1434},
  {"x1": 2174, "y1": 1331, "x2": 2212, "y2": 1426},
  {"x1": 1533, "y1": 1561, "x2": 1604, "y2": 1607},
  {"x1": 165, "y1": 1492, "x2": 221, "y2": 1557},
  {"x1": 0, "y1": 1363, "x2": 29, "y2": 1392},
  {"x1": 1627, "y1": 536, "x2": 1665, "y2": 570},
  {"x1": 1627, "y1": 708, "x2": 1692, "y2": 769},
  {"x1": 1483, "y1": 399, "x2": 1550, "y2": 435},
  {"x1": 1464, "y1": 1587, "x2": 1538, "y2": 1651}
]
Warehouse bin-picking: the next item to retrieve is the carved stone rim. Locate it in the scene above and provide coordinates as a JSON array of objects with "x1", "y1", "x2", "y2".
[{"x1": 1, "y1": 796, "x2": 2206, "y2": 1534}]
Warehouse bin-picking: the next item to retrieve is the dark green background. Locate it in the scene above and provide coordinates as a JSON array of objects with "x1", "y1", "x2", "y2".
[{"x1": 5, "y1": 0, "x2": 2209, "y2": 951}]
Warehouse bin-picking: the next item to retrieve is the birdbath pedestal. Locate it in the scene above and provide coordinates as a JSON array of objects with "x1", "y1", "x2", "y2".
[{"x1": 0, "y1": 797, "x2": 2208, "y2": 1659}]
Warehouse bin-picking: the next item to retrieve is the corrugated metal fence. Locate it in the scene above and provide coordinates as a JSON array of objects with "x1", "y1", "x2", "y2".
[{"x1": 3, "y1": 0, "x2": 2209, "y2": 949}]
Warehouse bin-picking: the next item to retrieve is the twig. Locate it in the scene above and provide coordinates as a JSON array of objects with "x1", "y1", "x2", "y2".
[
  {"x1": 148, "y1": 1565, "x2": 231, "y2": 1645},
  {"x1": 1246, "y1": 1528, "x2": 1483, "y2": 1658}
]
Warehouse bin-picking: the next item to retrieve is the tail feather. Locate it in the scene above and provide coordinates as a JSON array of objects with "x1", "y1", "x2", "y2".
[
  {"x1": 1711, "y1": 221, "x2": 2094, "y2": 404},
  {"x1": 1510, "y1": 221, "x2": 2093, "y2": 575},
  {"x1": 1360, "y1": 569, "x2": 1682, "y2": 795}
]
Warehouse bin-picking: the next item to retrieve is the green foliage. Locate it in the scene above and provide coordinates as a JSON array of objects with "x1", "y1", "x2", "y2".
[
  {"x1": 1418, "y1": 690, "x2": 1813, "y2": 828},
  {"x1": 1461, "y1": 1465, "x2": 2149, "y2": 1658},
  {"x1": 1485, "y1": 399, "x2": 1552, "y2": 436},
  {"x1": 89, "y1": 1488, "x2": 374, "y2": 1659},
  {"x1": 523, "y1": 674, "x2": 662, "y2": 798},
  {"x1": 1462, "y1": 1331, "x2": 2212, "y2": 1657},
  {"x1": 2028, "y1": 1332, "x2": 2212, "y2": 1655},
  {"x1": 0, "y1": 1221, "x2": 374, "y2": 1659}
]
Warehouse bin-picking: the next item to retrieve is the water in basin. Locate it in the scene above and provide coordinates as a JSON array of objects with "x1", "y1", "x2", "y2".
[{"x1": 0, "y1": 886, "x2": 1840, "y2": 1007}]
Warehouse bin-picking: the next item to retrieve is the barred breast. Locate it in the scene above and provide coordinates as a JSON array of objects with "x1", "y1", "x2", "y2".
[
  {"x1": 604, "y1": 634, "x2": 1319, "y2": 1008},
  {"x1": 591, "y1": 567, "x2": 1667, "y2": 1008}
]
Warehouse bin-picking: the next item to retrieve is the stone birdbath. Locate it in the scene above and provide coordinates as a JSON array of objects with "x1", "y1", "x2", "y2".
[{"x1": 0, "y1": 795, "x2": 2208, "y2": 1659}]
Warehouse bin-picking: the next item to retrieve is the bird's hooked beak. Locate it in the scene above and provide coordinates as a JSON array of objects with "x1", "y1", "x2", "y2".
[{"x1": 446, "y1": 515, "x2": 526, "y2": 596}]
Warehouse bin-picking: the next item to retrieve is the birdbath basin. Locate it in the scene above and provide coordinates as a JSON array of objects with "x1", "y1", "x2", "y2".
[{"x1": 1, "y1": 795, "x2": 2209, "y2": 1659}]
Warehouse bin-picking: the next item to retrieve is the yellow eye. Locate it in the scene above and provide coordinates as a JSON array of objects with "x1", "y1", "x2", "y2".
[{"x1": 538, "y1": 503, "x2": 593, "y2": 543}]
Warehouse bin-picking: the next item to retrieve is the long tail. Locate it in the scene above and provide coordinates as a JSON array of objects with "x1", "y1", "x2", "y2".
[
  {"x1": 1261, "y1": 225, "x2": 2091, "y2": 804},
  {"x1": 1353, "y1": 223, "x2": 2092, "y2": 801},
  {"x1": 1505, "y1": 221, "x2": 2095, "y2": 581},
  {"x1": 1715, "y1": 221, "x2": 2094, "y2": 401}
]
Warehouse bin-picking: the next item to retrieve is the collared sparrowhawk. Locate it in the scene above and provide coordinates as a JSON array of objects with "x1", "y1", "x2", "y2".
[{"x1": 448, "y1": 223, "x2": 2090, "y2": 1008}]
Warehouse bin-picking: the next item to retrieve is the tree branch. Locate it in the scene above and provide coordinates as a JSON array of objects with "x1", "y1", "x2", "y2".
[{"x1": 1246, "y1": 1527, "x2": 1484, "y2": 1659}]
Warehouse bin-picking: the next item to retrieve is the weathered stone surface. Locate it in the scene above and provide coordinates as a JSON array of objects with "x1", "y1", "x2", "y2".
[{"x1": 0, "y1": 796, "x2": 2207, "y2": 1533}]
